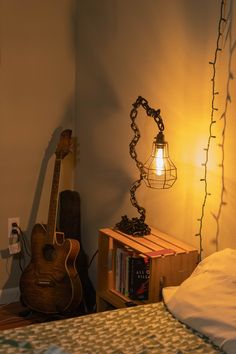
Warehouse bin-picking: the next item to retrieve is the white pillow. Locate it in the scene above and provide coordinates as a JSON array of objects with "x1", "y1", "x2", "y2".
[{"x1": 163, "y1": 248, "x2": 236, "y2": 354}]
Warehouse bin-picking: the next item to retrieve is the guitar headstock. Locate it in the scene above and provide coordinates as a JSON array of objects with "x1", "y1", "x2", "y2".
[{"x1": 55, "y1": 129, "x2": 72, "y2": 159}]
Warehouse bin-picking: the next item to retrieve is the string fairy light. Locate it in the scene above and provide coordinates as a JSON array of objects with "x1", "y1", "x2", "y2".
[
  {"x1": 195, "y1": 0, "x2": 228, "y2": 261},
  {"x1": 212, "y1": 0, "x2": 232, "y2": 251}
]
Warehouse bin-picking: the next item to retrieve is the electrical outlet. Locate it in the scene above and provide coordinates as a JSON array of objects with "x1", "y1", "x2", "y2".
[{"x1": 8, "y1": 217, "x2": 20, "y2": 238}]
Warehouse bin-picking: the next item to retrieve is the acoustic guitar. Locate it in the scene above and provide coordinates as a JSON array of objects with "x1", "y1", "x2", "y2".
[{"x1": 20, "y1": 129, "x2": 82, "y2": 314}]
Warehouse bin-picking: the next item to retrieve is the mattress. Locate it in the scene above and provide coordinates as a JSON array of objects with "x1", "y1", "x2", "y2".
[{"x1": 0, "y1": 302, "x2": 224, "y2": 353}]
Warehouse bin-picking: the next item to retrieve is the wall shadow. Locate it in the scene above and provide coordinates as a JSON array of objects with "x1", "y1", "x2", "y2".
[{"x1": 0, "y1": 101, "x2": 75, "y2": 303}]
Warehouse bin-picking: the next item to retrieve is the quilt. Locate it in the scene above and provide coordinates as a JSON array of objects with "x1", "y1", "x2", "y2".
[{"x1": 0, "y1": 302, "x2": 224, "y2": 353}]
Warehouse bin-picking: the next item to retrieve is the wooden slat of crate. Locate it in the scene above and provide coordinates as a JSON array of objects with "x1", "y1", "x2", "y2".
[
  {"x1": 100, "y1": 228, "x2": 195, "y2": 258},
  {"x1": 100, "y1": 228, "x2": 151, "y2": 254},
  {"x1": 148, "y1": 257, "x2": 160, "y2": 302},
  {"x1": 117, "y1": 232, "x2": 170, "y2": 253},
  {"x1": 100, "y1": 228, "x2": 197, "y2": 258},
  {"x1": 100, "y1": 228, "x2": 192, "y2": 256},
  {"x1": 100, "y1": 229, "x2": 174, "y2": 258},
  {"x1": 151, "y1": 227, "x2": 197, "y2": 252},
  {"x1": 144, "y1": 234, "x2": 185, "y2": 254},
  {"x1": 97, "y1": 232, "x2": 110, "y2": 293},
  {"x1": 157, "y1": 251, "x2": 199, "y2": 287},
  {"x1": 102, "y1": 228, "x2": 183, "y2": 257}
]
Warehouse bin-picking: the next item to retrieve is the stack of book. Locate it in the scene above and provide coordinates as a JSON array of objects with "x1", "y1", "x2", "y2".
[{"x1": 115, "y1": 247, "x2": 150, "y2": 301}]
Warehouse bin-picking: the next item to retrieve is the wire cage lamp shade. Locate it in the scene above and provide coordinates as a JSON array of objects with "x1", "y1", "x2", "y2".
[{"x1": 143, "y1": 131, "x2": 177, "y2": 189}]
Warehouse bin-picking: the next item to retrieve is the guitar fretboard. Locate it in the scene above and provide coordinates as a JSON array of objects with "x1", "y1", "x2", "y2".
[{"x1": 46, "y1": 158, "x2": 61, "y2": 244}]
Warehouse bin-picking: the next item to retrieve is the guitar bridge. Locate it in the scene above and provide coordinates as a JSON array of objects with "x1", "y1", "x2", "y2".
[{"x1": 37, "y1": 279, "x2": 54, "y2": 287}]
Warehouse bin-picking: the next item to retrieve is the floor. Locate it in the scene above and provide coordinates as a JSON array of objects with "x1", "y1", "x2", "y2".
[
  {"x1": 0, "y1": 302, "x2": 47, "y2": 330},
  {"x1": 0, "y1": 301, "x2": 90, "y2": 331}
]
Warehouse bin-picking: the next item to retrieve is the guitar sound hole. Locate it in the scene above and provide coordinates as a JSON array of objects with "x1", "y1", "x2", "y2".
[{"x1": 43, "y1": 244, "x2": 56, "y2": 261}]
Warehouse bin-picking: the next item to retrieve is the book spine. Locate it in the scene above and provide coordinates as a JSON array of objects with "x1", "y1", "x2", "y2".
[
  {"x1": 129, "y1": 256, "x2": 150, "y2": 300},
  {"x1": 115, "y1": 248, "x2": 150, "y2": 301},
  {"x1": 115, "y1": 248, "x2": 122, "y2": 292}
]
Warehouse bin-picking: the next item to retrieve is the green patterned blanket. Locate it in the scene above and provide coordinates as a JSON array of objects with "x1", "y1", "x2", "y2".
[{"x1": 0, "y1": 302, "x2": 224, "y2": 353}]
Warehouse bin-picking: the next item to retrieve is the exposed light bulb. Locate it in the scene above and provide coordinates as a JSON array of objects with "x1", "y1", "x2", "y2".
[
  {"x1": 143, "y1": 132, "x2": 177, "y2": 189},
  {"x1": 155, "y1": 147, "x2": 164, "y2": 176}
]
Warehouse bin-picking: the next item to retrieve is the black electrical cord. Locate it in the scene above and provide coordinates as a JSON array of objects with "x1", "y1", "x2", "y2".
[
  {"x1": 88, "y1": 249, "x2": 98, "y2": 269},
  {"x1": 12, "y1": 225, "x2": 31, "y2": 272}
]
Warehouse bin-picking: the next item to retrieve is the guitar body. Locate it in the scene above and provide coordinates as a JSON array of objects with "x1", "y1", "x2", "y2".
[
  {"x1": 20, "y1": 130, "x2": 83, "y2": 314},
  {"x1": 20, "y1": 223, "x2": 82, "y2": 314}
]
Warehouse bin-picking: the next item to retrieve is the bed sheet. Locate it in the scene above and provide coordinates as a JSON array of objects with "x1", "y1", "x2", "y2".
[{"x1": 0, "y1": 302, "x2": 225, "y2": 354}]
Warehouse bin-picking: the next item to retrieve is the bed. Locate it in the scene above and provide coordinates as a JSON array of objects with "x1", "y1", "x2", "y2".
[
  {"x1": 0, "y1": 248, "x2": 234, "y2": 354},
  {"x1": 0, "y1": 302, "x2": 223, "y2": 354}
]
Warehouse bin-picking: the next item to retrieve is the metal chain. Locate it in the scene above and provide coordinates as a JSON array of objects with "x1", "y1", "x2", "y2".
[
  {"x1": 129, "y1": 96, "x2": 164, "y2": 218},
  {"x1": 116, "y1": 96, "x2": 163, "y2": 236}
]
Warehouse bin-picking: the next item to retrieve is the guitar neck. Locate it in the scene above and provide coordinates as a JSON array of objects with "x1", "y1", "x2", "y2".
[{"x1": 46, "y1": 158, "x2": 62, "y2": 244}]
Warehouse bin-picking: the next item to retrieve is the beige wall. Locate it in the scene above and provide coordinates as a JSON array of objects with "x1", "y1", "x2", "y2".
[
  {"x1": 76, "y1": 0, "x2": 236, "y2": 286},
  {"x1": 0, "y1": 0, "x2": 76, "y2": 292},
  {"x1": 1, "y1": 0, "x2": 236, "y2": 295}
]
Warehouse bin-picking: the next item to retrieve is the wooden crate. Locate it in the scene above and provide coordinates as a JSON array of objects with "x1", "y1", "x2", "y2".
[{"x1": 97, "y1": 227, "x2": 198, "y2": 311}]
